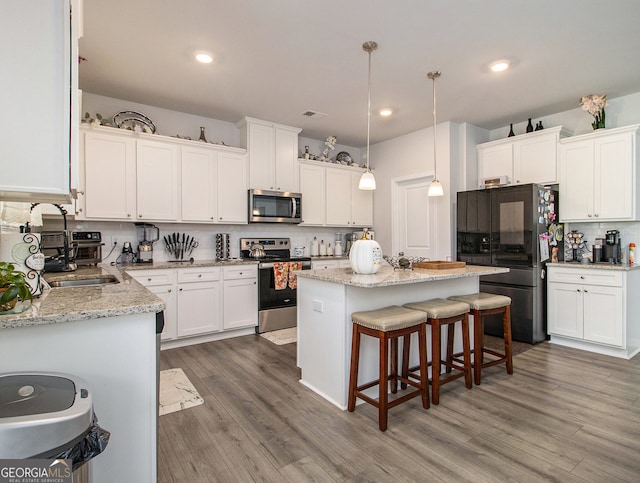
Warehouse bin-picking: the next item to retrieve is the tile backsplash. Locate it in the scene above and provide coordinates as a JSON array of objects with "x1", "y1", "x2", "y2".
[{"x1": 565, "y1": 221, "x2": 640, "y2": 262}]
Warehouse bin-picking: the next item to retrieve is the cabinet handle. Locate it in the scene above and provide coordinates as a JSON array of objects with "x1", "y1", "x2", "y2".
[
  {"x1": 253, "y1": 281, "x2": 256, "y2": 285},
  {"x1": 219, "y1": 217, "x2": 222, "y2": 220},
  {"x1": 168, "y1": 289, "x2": 172, "y2": 293},
  {"x1": 595, "y1": 214, "x2": 599, "y2": 217},
  {"x1": 78, "y1": 190, "x2": 85, "y2": 195},
  {"x1": 239, "y1": 272, "x2": 243, "y2": 275},
  {"x1": 580, "y1": 276, "x2": 584, "y2": 279},
  {"x1": 198, "y1": 274, "x2": 202, "y2": 278},
  {"x1": 127, "y1": 213, "x2": 131, "y2": 217},
  {"x1": 179, "y1": 288, "x2": 183, "y2": 292},
  {"x1": 516, "y1": 180, "x2": 520, "y2": 183},
  {"x1": 577, "y1": 289, "x2": 581, "y2": 292},
  {"x1": 147, "y1": 278, "x2": 152, "y2": 282},
  {"x1": 139, "y1": 214, "x2": 143, "y2": 218},
  {"x1": 77, "y1": 208, "x2": 83, "y2": 213},
  {"x1": 584, "y1": 289, "x2": 588, "y2": 293},
  {"x1": 211, "y1": 217, "x2": 214, "y2": 220},
  {"x1": 588, "y1": 214, "x2": 592, "y2": 217}
]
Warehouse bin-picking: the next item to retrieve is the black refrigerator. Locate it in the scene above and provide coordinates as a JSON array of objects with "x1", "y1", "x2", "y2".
[{"x1": 456, "y1": 184, "x2": 559, "y2": 343}]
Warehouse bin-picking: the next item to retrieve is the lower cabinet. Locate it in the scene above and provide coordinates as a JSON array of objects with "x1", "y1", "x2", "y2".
[
  {"x1": 547, "y1": 265, "x2": 640, "y2": 358},
  {"x1": 128, "y1": 265, "x2": 257, "y2": 344},
  {"x1": 312, "y1": 259, "x2": 351, "y2": 270}
]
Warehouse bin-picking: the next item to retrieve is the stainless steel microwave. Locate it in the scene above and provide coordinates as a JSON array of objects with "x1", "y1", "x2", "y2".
[{"x1": 248, "y1": 189, "x2": 302, "y2": 223}]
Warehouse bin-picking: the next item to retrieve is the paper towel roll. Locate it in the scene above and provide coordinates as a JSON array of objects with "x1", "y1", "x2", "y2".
[{"x1": 0, "y1": 233, "x2": 44, "y2": 296}]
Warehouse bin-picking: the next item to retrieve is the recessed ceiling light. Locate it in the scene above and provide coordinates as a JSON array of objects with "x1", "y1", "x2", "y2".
[
  {"x1": 489, "y1": 59, "x2": 510, "y2": 72},
  {"x1": 379, "y1": 108, "x2": 393, "y2": 117},
  {"x1": 194, "y1": 51, "x2": 213, "y2": 64}
]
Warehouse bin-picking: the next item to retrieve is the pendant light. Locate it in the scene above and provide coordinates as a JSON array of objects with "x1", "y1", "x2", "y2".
[
  {"x1": 359, "y1": 41, "x2": 377, "y2": 191},
  {"x1": 427, "y1": 71, "x2": 444, "y2": 197}
]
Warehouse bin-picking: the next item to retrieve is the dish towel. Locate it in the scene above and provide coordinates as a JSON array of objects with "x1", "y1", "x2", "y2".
[
  {"x1": 274, "y1": 262, "x2": 289, "y2": 290},
  {"x1": 288, "y1": 262, "x2": 302, "y2": 289}
]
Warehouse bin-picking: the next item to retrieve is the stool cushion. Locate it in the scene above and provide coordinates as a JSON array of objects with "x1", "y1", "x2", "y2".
[
  {"x1": 352, "y1": 305, "x2": 426, "y2": 331},
  {"x1": 403, "y1": 298, "x2": 470, "y2": 319},
  {"x1": 448, "y1": 293, "x2": 511, "y2": 311}
]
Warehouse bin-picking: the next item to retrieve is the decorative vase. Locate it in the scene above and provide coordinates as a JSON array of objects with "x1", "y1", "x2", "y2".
[
  {"x1": 535, "y1": 121, "x2": 543, "y2": 131},
  {"x1": 198, "y1": 126, "x2": 208, "y2": 142},
  {"x1": 508, "y1": 124, "x2": 515, "y2": 137},
  {"x1": 592, "y1": 109, "x2": 606, "y2": 130},
  {"x1": 526, "y1": 118, "x2": 534, "y2": 133}
]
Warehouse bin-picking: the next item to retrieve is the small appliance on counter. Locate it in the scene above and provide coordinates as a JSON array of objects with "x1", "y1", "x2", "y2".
[
  {"x1": 72, "y1": 231, "x2": 103, "y2": 266},
  {"x1": 119, "y1": 241, "x2": 135, "y2": 265},
  {"x1": 135, "y1": 223, "x2": 159, "y2": 263},
  {"x1": 603, "y1": 229, "x2": 621, "y2": 264}
]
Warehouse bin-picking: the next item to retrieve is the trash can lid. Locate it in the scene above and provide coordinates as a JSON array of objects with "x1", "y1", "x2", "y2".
[
  {"x1": 0, "y1": 372, "x2": 93, "y2": 459},
  {"x1": 0, "y1": 374, "x2": 75, "y2": 418}
]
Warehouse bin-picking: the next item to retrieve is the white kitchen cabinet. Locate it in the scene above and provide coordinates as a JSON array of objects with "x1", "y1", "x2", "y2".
[
  {"x1": 237, "y1": 117, "x2": 302, "y2": 192},
  {"x1": 477, "y1": 126, "x2": 568, "y2": 187},
  {"x1": 559, "y1": 124, "x2": 640, "y2": 222},
  {"x1": 312, "y1": 259, "x2": 350, "y2": 270},
  {"x1": 217, "y1": 151, "x2": 248, "y2": 223},
  {"x1": 83, "y1": 129, "x2": 137, "y2": 220},
  {"x1": 222, "y1": 266, "x2": 257, "y2": 330},
  {"x1": 176, "y1": 267, "x2": 222, "y2": 337},
  {"x1": 299, "y1": 162, "x2": 326, "y2": 226},
  {"x1": 127, "y1": 269, "x2": 178, "y2": 341},
  {"x1": 0, "y1": 0, "x2": 79, "y2": 202},
  {"x1": 325, "y1": 167, "x2": 373, "y2": 227},
  {"x1": 350, "y1": 171, "x2": 374, "y2": 226},
  {"x1": 136, "y1": 139, "x2": 179, "y2": 221},
  {"x1": 547, "y1": 265, "x2": 640, "y2": 359}
]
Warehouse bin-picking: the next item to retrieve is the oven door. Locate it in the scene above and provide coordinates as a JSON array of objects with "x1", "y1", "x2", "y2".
[
  {"x1": 258, "y1": 262, "x2": 298, "y2": 310},
  {"x1": 249, "y1": 189, "x2": 302, "y2": 223}
]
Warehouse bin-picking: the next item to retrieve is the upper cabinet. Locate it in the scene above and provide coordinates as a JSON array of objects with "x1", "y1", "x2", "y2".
[
  {"x1": 237, "y1": 117, "x2": 302, "y2": 192},
  {"x1": 559, "y1": 124, "x2": 640, "y2": 222},
  {"x1": 477, "y1": 127, "x2": 569, "y2": 187},
  {"x1": 80, "y1": 125, "x2": 247, "y2": 223},
  {"x1": 0, "y1": 0, "x2": 79, "y2": 202}
]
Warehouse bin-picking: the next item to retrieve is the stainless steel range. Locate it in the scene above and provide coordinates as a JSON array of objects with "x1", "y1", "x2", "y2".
[{"x1": 240, "y1": 238, "x2": 311, "y2": 333}]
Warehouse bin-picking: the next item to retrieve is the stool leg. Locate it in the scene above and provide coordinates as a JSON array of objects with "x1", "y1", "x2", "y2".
[
  {"x1": 461, "y1": 313, "x2": 472, "y2": 389},
  {"x1": 400, "y1": 334, "x2": 410, "y2": 390},
  {"x1": 417, "y1": 323, "x2": 430, "y2": 409},
  {"x1": 445, "y1": 323, "x2": 455, "y2": 374},
  {"x1": 503, "y1": 305, "x2": 514, "y2": 375},
  {"x1": 379, "y1": 332, "x2": 389, "y2": 431},
  {"x1": 347, "y1": 323, "x2": 360, "y2": 412},
  {"x1": 473, "y1": 309, "x2": 483, "y2": 386},
  {"x1": 430, "y1": 320, "x2": 441, "y2": 405},
  {"x1": 390, "y1": 337, "x2": 398, "y2": 394}
]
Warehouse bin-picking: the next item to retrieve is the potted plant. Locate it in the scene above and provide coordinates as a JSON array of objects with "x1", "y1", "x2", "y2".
[{"x1": 0, "y1": 261, "x2": 33, "y2": 312}]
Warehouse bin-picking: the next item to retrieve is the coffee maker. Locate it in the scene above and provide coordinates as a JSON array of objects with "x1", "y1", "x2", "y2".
[
  {"x1": 135, "y1": 223, "x2": 159, "y2": 263},
  {"x1": 603, "y1": 230, "x2": 621, "y2": 264}
]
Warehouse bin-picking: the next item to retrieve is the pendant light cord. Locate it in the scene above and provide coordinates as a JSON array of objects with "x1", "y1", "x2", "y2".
[
  {"x1": 366, "y1": 48, "x2": 371, "y2": 173},
  {"x1": 428, "y1": 71, "x2": 441, "y2": 180}
]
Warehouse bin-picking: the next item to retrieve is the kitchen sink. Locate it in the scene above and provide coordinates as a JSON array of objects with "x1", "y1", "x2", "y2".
[{"x1": 48, "y1": 276, "x2": 119, "y2": 288}]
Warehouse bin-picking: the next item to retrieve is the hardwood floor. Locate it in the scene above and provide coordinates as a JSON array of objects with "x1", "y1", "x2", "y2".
[{"x1": 158, "y1": 335, "x2": 640, "y2": 482}]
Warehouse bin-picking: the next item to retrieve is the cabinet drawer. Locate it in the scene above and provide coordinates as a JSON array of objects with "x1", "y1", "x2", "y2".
[
  {"x1": 223, "y1": 265, "x2": 257, "y2": 280},
  {"x1": 547, "y1": 267, "x2": 622, "y2": 287},
  {"x1": 177, "y1": 266, "x2": 220, "y2": 283},
  {"x1": 128, "y1": 269, "x2": 176, "y2": 286}
]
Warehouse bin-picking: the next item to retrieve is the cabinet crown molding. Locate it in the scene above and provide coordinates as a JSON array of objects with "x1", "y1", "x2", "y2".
[
  {"x1": 559, "y1": 123, "x2": 640, "y2": 143},
  {"x1": 478, "y1": 125, "x2": 570, "y2": 149},
  {"x1": 235, "y1": 116, "x2": 302, "y2": 133}
]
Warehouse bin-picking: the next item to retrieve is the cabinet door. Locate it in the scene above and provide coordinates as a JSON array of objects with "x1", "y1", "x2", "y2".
[
  {"x1": 547, "y1": 282, "x2": 583, "y2": 338},
  {"x1": 84, "y1": 131, "x2": 137, "y2": 220},
  {"x1": 177, "y1": 281, "x2": 221, "y2": 337},
  {"x1": 478, "y1": 144, "x2": 513, "y2": 185},
  {"x1": 218, "y1": 151, "x2": 248, "y2": 223},
  {"x1": 312, "y1": 260, "x2": 340, "y2": 270},
  {"x1": 0, "y1": 1, "x2": 73, "y2": 200},
  {"x1": 181, "y1": 146, "x2": 217, "y2": 222},
  {"x1": 136, "y1": 140, "x2": 179, "y2": 221},
  {"x1": 325, "y1": 169, "x2": 352, "y2": 226},
  {"x1": 559, "y1": 140, "x2": 594, "y2": 221},
  {"x1": 223, "y1": 278, "x2": 258, "y2": 329},
  {"x1": 147, "y1": 284, "x2": 178, "y2": 341},
  {"x1": 248, "y1": 122, "x2": 275, "y2": 190},
  {"x1": 513, "y1": 135, "x2": 558, "y2": 184},
  {"x1": 583, "y1": 285, "x2": 623, "y2": 346},
  {"x1": 274, "y1": 127, "x2": 299, "y2": 192},
  {"x1": 351, "y1": 172, "x2": 373, "y2": 227},
  {"x1": 594, "y1": 133, "x2": 634, "y2": 220},
  {"x1": 299, "y1": 163, "x2": 326, "y2": 226}
]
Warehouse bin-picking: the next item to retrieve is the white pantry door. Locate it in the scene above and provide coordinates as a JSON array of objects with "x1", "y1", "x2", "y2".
[{"x1": 391, "y1": 175, "x2": 437, "y2": 258}]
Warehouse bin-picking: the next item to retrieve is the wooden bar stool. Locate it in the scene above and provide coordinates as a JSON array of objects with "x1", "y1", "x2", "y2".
[
  {"x1": 348, "y1": 305, "x2": 429, "y2": 431},
  {"x1": 447, "y1": 293, "x2": 513, "y2": 385},
  {"x1": 402, "y1": 298, "x2": 472, "y2": 405}
]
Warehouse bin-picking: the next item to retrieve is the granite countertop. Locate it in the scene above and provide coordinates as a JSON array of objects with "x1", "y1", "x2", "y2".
[
  {"x1": 297, "y1": 264, "x2": 509, "y2": 288},
  {"x1": 548, "y1": 262, "x2": 640, "y2": 271}
]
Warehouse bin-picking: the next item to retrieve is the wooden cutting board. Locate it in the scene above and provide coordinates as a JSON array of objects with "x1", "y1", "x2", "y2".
[{"x1": 414, "y1": 260, "x2": 466, "y2": 270}]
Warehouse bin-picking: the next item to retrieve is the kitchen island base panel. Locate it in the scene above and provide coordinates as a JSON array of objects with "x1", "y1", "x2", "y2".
[{"x1": 297, "y1": 275, "x2": 479, "y2": 409}]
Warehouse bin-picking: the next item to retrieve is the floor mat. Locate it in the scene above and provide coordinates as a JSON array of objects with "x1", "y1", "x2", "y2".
[
  {"x1": 259, "y1": 327, "x2": 297, "y2": 345},
  {"x1": 159, "y1": 368, "x2": 204, "y2": 416}
]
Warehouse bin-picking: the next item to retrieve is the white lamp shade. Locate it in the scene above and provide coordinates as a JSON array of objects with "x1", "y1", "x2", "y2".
[
  {"x1": 359, "y1": 171, "x2": 376, "y2": 190},
  {"x1": 428, "y1": 179, "x2": 444, "y2": 197}
]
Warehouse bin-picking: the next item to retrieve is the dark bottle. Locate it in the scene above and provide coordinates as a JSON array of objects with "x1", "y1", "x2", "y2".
[
  {"x1": 535, "y1": 121, "x2": 543, "y2": 131},
  {"x1": 526, "y1": 118, "x2": 534, "y2": 133},
  {"x1": 508, "y1": 124, "x2": 515, "y2": 137}
]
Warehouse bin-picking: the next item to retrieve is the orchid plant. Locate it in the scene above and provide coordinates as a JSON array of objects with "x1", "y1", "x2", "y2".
[{"x1": 579, "y1": 94, "x2": 608, "y2": 130}]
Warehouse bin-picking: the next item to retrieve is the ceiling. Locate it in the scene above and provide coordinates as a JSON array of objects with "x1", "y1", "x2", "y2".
[{"x1": 79, "y1": 0, "x2": 640, "y2": 147}]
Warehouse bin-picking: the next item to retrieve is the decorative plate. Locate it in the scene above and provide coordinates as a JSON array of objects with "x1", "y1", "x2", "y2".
[
  {"x1": 336, "y1": 151, "x2": 352, "y2": 164},
  {"x1": 112, "y1": 111, "x2": 156, "y2": 133}
]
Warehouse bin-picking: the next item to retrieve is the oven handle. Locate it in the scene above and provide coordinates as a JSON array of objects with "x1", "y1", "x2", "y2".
[{"x1": 258, "y1": 261, "x2": 311, "y2": 270}]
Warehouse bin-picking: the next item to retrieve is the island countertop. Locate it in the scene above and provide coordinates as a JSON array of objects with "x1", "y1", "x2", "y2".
[{"x1": 296, "y1": 264, "x2": 509, "y2": 288}]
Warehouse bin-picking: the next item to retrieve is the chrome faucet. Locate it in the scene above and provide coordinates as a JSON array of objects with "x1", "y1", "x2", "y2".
[{"x1": 30, "y1": 203, "x2": 77, "y2": 272}]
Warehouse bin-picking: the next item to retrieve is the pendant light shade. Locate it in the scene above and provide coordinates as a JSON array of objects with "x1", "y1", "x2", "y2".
[
  {"x1": 427, "y1": 71, "x2": 444, "y2": 197},
  {"x1": 359, "y1": 41, "x2": 378, "y2": 191}
]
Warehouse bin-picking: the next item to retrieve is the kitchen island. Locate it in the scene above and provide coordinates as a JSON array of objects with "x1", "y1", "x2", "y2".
[
  {"x1": 0, "y1": 265, "x2": 163, "y2": 483},
  {"x1": 296, "y1": 264, "x2": 509, "y2": 409}
]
